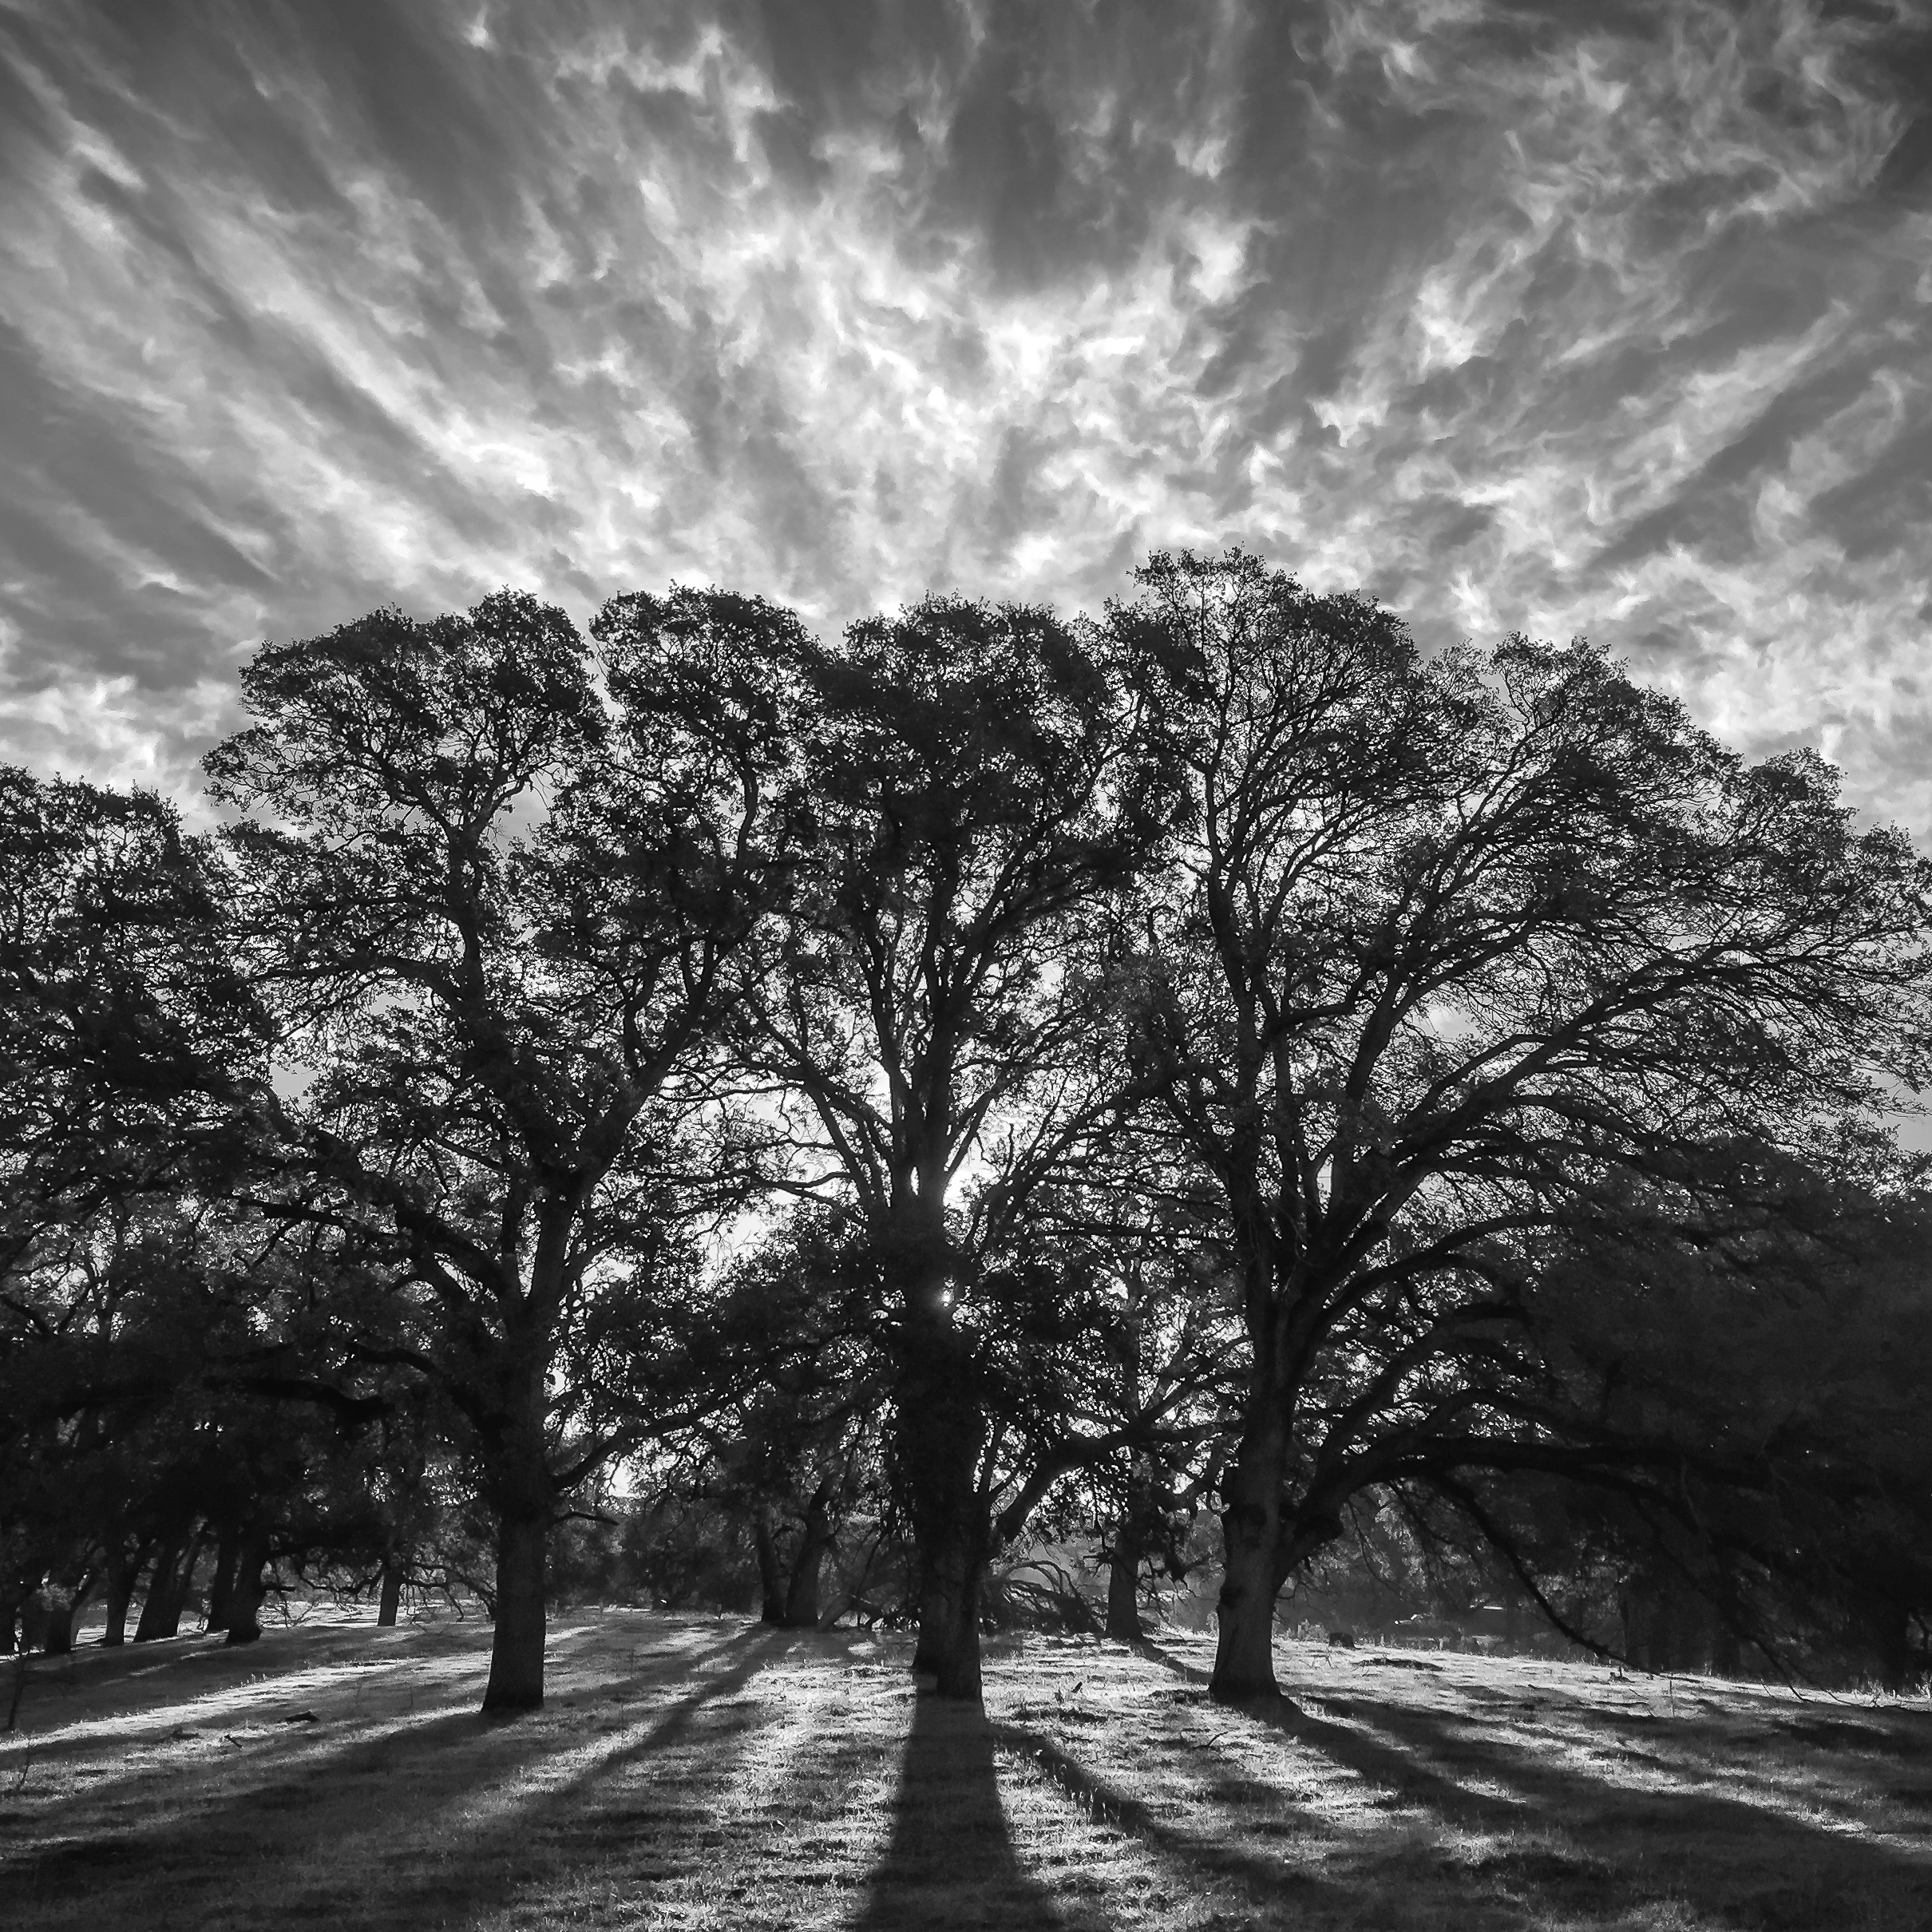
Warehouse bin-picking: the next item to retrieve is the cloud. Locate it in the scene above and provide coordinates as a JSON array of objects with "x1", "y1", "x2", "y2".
[{"x1": 0, "y1": 0, "x2": 1927, "y2": 837}]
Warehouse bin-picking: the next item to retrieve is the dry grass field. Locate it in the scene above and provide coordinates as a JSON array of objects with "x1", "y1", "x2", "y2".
[{"x1": 2, "y1": 1610, "x2": 1929, "y2": 1930}]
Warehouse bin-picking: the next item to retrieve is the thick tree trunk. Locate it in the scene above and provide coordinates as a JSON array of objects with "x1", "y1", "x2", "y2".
[
  {"x1": 1107, "y1": 1455, "x2": 1153, "y2": 1643},
  {"x1": 102, "y1": 1539, "x2": 149, "y2": 1648},
  {"x1": 158, "y1": 1530, "x2": 208, "y2": 1639},
  {"x1": 133, "y1": 1535, "x2": 186, "y2": 1643},
  {"x1": 482, "y1": 1512, "x2": 548, "y2": 1712},
  {"x1": 784, "y1": 1485, "x2": 835, "y2": 1628},
  {"x1": 42, "y1": 1593, "x2": 77, "y2": 1656},
  {"x1": 916, "y1": 1518, "x2": 985, "y2": 1700},
  {"x1": 1210, "y1": 1410, "x2": 1291, "y2": 1702},
  {"x1": 754, "y1": 1514, "x2": 787, "y2": 1625},
  {"x1": 223, "y1": 1528, "x2": 275, "y2": 1645},
  {"x1": 898, "y1": 1286, "x2": 990, "y2": 1701},
  {"x1": 378, "y1": 1556, "x2": 405, "y2": 1627},
  {"x1": 911, "y1": 1553, "x2": 946, "y2": 1674}
]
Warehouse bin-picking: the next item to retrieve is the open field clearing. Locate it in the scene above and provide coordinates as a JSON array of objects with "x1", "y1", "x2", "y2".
[{"x1": 4, "y1": 1615, "x2": 1931, "y2": 1930}]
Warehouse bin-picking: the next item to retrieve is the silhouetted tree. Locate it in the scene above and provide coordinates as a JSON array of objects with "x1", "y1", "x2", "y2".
[
  {"x1": 1115, "y1": 549, "x2": 1932, "y2": 1702},
  {"x1": 750, "y1": 596, "x2": 1182, "y2": 1698},
  {"x1": 204, "y1": 588, "x2": 804, "y2": 1708}
]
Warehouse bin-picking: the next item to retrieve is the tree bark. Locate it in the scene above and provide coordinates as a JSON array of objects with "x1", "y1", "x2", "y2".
[
  {"x1": 42, "y1": 1593, "x2": 77, "y2": 1656},
  {"x1": 916, "y1": 1517, "x2": 984, "y2": 1700},
  {"x1": 898, "y1": 1284, "x2": 989, "y2": 1701},
  {"x1": 754, "y1": 1513, "x2": 787, "y2": 1625},
  {"x1": 102, "y1": 1538, "x2": 150, "y2": 1648},
  {"x1": 377, "y1": 1555, "x2": 405, "y2": 1627},
  {"x1": 133, "y1": 1534, "x2": 187, "y2": 1643},
  {"x1": 223, "y1": 1528, "x2": 275, "y2": 1645},
  {"x1": 482, "y1": 1511, "x2": 548, "y2": 1712},
  {"x1": 784, "y1": 1483, "x2": 835, "y2": 1628},
  {"x1": 157, "y1": 1529, "x2": 208, "y2": 1639},
  {"x1": 1106, "y1": 1455, "x2": 1153, "y2": 1643},
  {"x1": 1210, "y1": 1408, "x2": 1291, "y2": 1702}
]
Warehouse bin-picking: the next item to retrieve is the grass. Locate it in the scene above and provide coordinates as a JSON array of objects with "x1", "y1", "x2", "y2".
[{"x1": 2, "y1": 1610, "x2": 1930, "y2": 1929}]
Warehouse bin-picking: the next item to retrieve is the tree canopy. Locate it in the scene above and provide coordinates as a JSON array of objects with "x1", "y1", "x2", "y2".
[{"x1": 6, "y1": 550, "x2": 1929, "y2": 1718}]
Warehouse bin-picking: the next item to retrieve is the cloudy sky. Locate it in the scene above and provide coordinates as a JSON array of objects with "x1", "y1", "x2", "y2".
[{"x1": 2, "y1": 0, "x2": 1929, "y2": 833}]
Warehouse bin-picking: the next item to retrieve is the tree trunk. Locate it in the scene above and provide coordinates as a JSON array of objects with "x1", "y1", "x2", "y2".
[
  {"x1": 205, "y1": 1528, "x2": 240, "y2": 1632},
  {"x1": 1864, "y1": 1590, "x2": 1912, "y2": 1692},
  {"x1": 133, "y1": 1535, "x2": 187, "y2": 1643},
  {"x1": 911, "y1": 1552, "x2": 946, "y2": 1674},
  {"x1": 102, "y1": 1538, "x2": 150, "y2": 1648},
  {"x1": 898, "y1": 1287, "x2": 989, "y2": 1702},
  {"x1": 482, "y1": 1511, "x2": 548, "y2": 1712},
  {"x1": 157, "y1": 1530, "x2": 208, "y2": 1639},
  {"x1": 223, "y1": 1528, "x2": 275, "y2": 1645},
  {"x1": 1712, "y1": 1618, "x2": 1742, "y2": 1678},
  {"x1": 42, "y1": 1593, "x2": 77, "y2": 1656},
  {"x1": 1646, "y1": 1587, "x2": 1677, "y2": 1674},
  {"x1": 754, "y1": 1513, "x2": 787, "y2": 1625},
  {"x1": 377, "y1": 1555, "x2": 405, "y2": 1627},
  {"x1": 916, "y1": 1518, "x2": 984, "y2": 1700},
  {"x1": 1210, "y1": 1408, "x2": 1291, "y2": 1702},
  {"x1": 784, "y1": 1484, "x2": 835, "y2": 1628},
  {"x1": 1106, "y1": 1455, "x2": 1153, "y2": 1643}
]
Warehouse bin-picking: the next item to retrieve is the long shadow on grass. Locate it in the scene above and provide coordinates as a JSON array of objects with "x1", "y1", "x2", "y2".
[
  {"x1": 855, "y1": 1694, "x2": 1106, "y2": 1931},
  {"x1": 1312, "y1": 1693, "x2": 1932, "y2": 1914},
  {"x1": 991, "y1": 1716, "x2": 1360, "y2": 1923},
  {"x1": 0, "y1": 1620, "x2": 753, "y2": 1793},
  {"x1": 1213, "y1": 1689, "x2": 1932, "y2": 1927},
  {"x1": 2, "y1": 1623, "x2": 790, "y2": 1927},
  {"x1": 1078, "y1": 1644, "x2": 1932, "y2": 1927}
]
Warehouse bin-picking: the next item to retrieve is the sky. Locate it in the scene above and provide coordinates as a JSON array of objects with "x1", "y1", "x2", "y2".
[{"x1": 2, "y1": 0, "x2": 1930, "y2": 837}]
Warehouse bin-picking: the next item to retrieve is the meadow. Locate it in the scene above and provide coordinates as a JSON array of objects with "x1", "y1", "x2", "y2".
[{"x1": 3, "y1": 1612, "x2": 1929, "y2": 1930}]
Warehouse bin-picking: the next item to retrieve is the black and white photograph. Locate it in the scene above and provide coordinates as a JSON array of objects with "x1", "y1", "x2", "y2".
[{"x1": 3, "y1": 2, "x2": 1931, "y2": 1926}]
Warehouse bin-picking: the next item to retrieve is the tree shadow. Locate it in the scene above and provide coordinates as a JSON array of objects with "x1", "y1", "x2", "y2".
[
  {"x1": 1125, "y1": 1636, "x2": 1213, "y2": 1689},
  {"x1": 0, "y1": 1621, "x2": 755, "y2": 1786},
  {"x1": 992, "y1": 1716, "x2": 1356, "y2": 1921},
  {"x1": 1009, "y1": 1641, "x2": 1932, "y2": 1926},
  {"x1": 854, "y1": 1693, "x2": 1103, "y2": 1931},
  {"x1": 2, "y1": 1621, "x2": 793, "y2": 1926},
  {"x1": 1255, "y1": 1688, "x2": 1932, "y2": 1924}
]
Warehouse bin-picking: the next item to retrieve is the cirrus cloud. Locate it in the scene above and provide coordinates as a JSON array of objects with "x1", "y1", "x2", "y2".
[{"x1": 0, "y1": 0, "x2": 1928, "y2": 835}]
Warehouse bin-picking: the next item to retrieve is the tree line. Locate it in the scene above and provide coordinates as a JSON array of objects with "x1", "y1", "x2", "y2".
[{"x1": 5, "y1": 549, "x2": 1930, "y2": 1710}]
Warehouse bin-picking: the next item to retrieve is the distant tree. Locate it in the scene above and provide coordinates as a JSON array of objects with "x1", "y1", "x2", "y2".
[
  {"x1": 204, "y1": 588, "x2": 805, "y2": 1709},
  {"x1": 1530, "y1": 1168, "x2": 1932, "y2": 1685},
  {"x1": 0, "y1": 767, "x2": 266, "y2": 1273},
  {"x1": 1114, "y1": 549, "x2": 1932, "y2": 1702},
  {"x1": 691, "y1": 1213, "x2": 888, "y2": 1631},
  {"x1": 0, "y1": 770, "x2": 268, "y2": 1651}
]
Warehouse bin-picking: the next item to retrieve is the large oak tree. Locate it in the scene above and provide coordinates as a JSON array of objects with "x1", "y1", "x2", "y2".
[
  {"x1": 748, "y1": 596, "x2": 1181, "y2": 1699},
  {"x1": 206, "y1": 587, "x2": 803, "y2": 1708},
  {"x1": 1117, "y1": 550, "x2": 1932, "y2": 1702}
]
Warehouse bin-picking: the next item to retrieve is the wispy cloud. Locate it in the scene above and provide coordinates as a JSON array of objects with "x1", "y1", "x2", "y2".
[{"x1": 1, "y1": 0, "x2": 1927, "y2": 832}]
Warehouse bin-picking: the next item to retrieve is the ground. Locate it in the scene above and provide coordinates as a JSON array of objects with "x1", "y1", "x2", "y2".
[{"x1": 2, "y1": 1612, "x2": 1930, "y2": 1930}]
